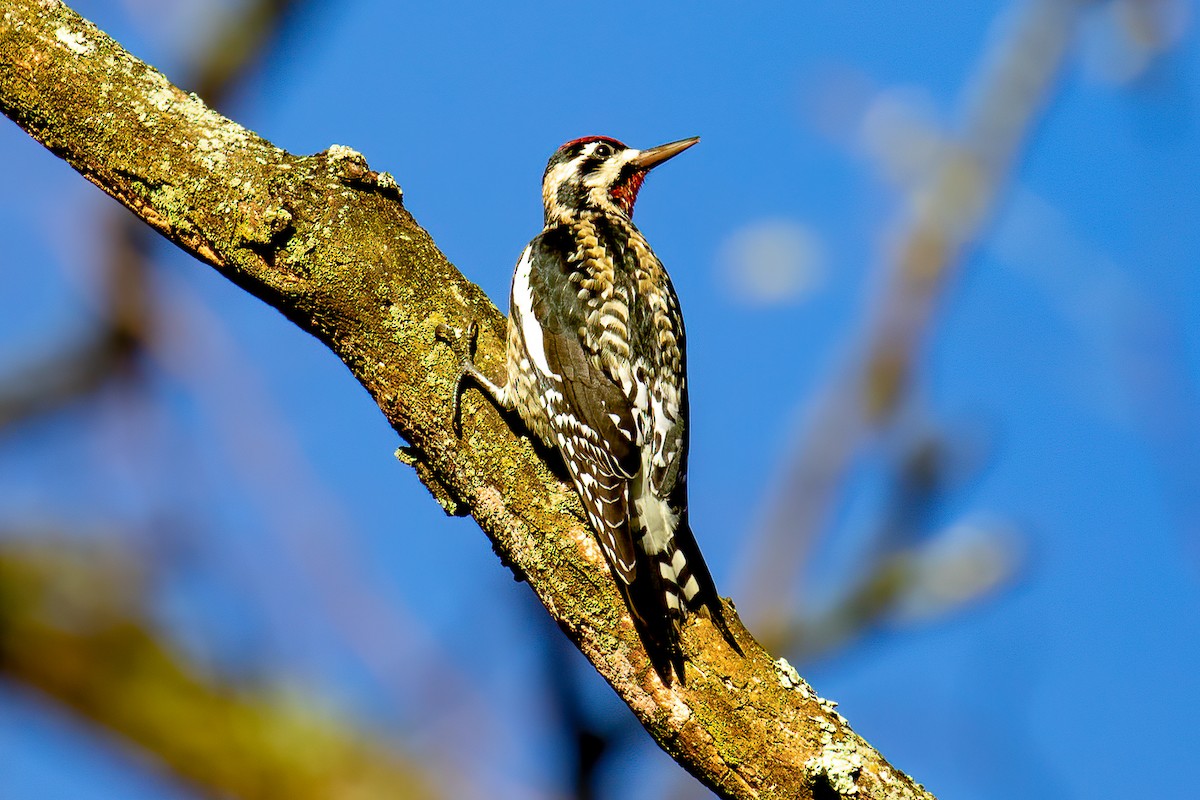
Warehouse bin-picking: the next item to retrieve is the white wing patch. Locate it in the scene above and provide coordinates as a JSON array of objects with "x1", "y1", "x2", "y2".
[
  {"x1": 649, "y1": 381, "x2": 680, "y2": 468},
  {"x1": 511, "y1": 245, "x2": 558, "y2": 381}
]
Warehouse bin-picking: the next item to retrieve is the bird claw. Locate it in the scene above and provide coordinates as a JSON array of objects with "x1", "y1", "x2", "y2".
[
  {"x1": 436, "y1": 320, "x2": 482, "y2": 435},
  {"x1": 436, "y1": 320, "x2": 480, "y2": 355}
]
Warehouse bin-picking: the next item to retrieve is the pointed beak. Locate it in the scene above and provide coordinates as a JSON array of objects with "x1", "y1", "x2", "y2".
[{"x1": 630, "y1": 136, "x2": 700, "y2": 170}]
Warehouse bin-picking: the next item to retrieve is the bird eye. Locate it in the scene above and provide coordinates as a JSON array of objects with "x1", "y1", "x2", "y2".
[{"x1": 593, "y1": 142, "x2": 611, "y2": 157}]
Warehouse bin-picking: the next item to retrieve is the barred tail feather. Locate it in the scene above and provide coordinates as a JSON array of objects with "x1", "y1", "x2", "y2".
[
  {"x1": 617, "y1": 557, "x2": 686, "y2": 683},
  {"x1": 622, "y1": 515, "x2": 740, "y2": 685},
  {"x1": 670, "y1": 517, "x2": 742, "y2": 657}
]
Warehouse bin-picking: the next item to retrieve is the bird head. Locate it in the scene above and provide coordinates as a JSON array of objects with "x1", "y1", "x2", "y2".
[{"x1": 541, "y1": 135, "x2": 699, "y2": 222}]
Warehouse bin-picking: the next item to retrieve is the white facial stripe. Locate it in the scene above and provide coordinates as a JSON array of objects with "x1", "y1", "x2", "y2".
[
  {"x1": 548, "y1": 155, "x2": 585, "y2": 188},
  {"x1": 583, "y1": 150, "x2": 637, "y2": 190},
  {"x1": 543, "y1": 154, "x2": 587, "y2": 213},
  {"x1": 585, "y1": 152, "x2": 626, "y2": 186},
  {"x1": 544, "y1": 144, "x2": 640, "y2": 218}
]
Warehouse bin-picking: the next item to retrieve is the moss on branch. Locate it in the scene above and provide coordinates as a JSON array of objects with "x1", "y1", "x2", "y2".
[{"x1": 0, "y1": 2, "x2": 934, "y2": 797}]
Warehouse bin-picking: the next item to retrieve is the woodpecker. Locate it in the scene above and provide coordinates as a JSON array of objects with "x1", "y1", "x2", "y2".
[{"x1": 448, "y1": 135, "x2": 739, "y2": 681}]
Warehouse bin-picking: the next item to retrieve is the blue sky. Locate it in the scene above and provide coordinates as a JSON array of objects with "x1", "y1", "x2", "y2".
[{"x1": 2, "y1": 1, "x2": 1199, "y2": 798}]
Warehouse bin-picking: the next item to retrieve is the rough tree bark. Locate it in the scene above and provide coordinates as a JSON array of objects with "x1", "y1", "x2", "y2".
[{"x1": 0, "y1": 3, "x2": 934, "y2": 798}]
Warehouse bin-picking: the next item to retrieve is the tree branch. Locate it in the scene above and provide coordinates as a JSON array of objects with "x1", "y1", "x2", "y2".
[
  {"x1": 0, "y1": 539, "x2": 440, "y2": 800},
  {"x1": 0, "y1": 2, "x2": 934, "y2": 797}
]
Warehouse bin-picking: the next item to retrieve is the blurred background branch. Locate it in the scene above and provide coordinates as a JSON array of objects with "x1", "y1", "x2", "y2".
[
  {"x1": 2, "y1": 0, "x2": 1196, "y2": 798},
  {"x1": 739, "y1": 0, "x2": 1088, "y2": 651},
  {"x1": 0, "y1": 0, "x2": 465, "y2": 796},
  {"x1": 0, "y1": 538, "x2": 439, "y2": 800}
]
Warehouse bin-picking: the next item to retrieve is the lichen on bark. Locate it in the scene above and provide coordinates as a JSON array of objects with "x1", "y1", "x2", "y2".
[{"x1": 0, "y1": 2, "x2": 936, "y2": 798}]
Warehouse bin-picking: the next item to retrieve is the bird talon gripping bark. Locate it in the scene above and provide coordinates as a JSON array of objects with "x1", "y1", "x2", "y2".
[{"x1": 440, "y1": 319, "x2": 511, "y2": 434}]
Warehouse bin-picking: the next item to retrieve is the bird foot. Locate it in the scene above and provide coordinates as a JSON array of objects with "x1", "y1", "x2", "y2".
[{"x1": 436, "y1": 320, "x2": 483, "y2": 434}]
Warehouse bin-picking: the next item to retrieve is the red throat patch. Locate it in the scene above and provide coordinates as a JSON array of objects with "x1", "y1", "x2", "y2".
[{"x1": 611, "y1": 170, "x2": 646, "y2": 215}]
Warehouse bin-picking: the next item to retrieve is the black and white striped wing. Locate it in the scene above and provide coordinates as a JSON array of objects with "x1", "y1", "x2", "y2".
[{"x1": 512, "y1": 233, "x2": 641, "y2": 582}]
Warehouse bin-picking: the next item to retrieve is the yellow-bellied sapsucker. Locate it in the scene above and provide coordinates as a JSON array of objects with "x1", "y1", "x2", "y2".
[{"x1": 449, "y1": 135, "x2": 739, "y2": 681}]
